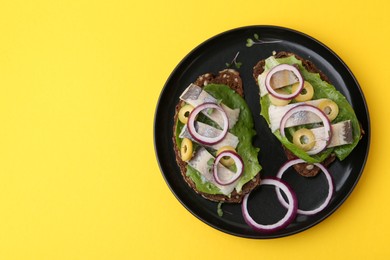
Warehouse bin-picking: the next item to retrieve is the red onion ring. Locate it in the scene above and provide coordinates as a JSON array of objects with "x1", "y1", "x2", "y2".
[
  {"x1": 280, "y1": 104, "x2": 332, "y2": 155},
  {"x1": 265, "y1": 64, "x2": 304, "y2": 100},
  {"x1": 275, "y1": 159, "x2": 334, "y2": 215},
  {"x1": 187, "y1": 103, "x2": 229, "y2": 145},
  {"x1": 242, "y1": 177, "x2": 298, "y2": 233},
  {"x1": 213, "y1": 151, "x2": 243, "y2": 185}
]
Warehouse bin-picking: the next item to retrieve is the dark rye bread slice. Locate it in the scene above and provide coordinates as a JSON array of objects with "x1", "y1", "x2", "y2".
[
  {"x1": 173, "y1": 69, "x2": 261, "y2": 203},
  {"x1": 253, "y1": 52, "x2": 336, "y2": 177}
]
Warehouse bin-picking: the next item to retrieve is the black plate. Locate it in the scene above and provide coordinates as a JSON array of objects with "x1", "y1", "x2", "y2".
[{"x1": 154, "y1": 25, "x2": 370, "y2": 238}]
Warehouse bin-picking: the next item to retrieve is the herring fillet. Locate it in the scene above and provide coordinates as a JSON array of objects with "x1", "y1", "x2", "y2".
[
  {"x1": 258, "y1": 56, "x2": 298, "y2": 97},
  {"x1": 270, "y1": 70, "x2": 299, "y2": 89},
  {"x1": 269, "y1": 99, "x2": 330, "y2": 132},
  {"x1": 257, "y1": 69, "x2": 299, "y2": 96},
  {"x1": 180, "y1": 83, "x2": 240, "y2": 129},
  {"x1": 258, "y1": 70, "x2": 269, "y2": 97},
  {"x1": 179, "y1": 121, "x2": 239, "y2": 150},
  {"x1": 308, "y1": 120, "x2": 353, "y2": 152},
  {"x1": 187, "y1": 147, "x2": 238, "y2": 195}
]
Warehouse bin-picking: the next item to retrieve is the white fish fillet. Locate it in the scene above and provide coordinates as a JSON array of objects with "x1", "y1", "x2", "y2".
[
  {"x1": 258, "y1": 69, "x2": 299, "y2": 97},
  {"x1": 258, "y1": 56, "x2": 293, "y2": 97},
  {"x1": 258, "y1": 70, "x2": 269, "y2": 97},
  {"x1": 179, "y1": 122, "x2": 239, "y2": 150},
  {"x1": 308, "y1": 120, "x2": 353, "y2": 152},
  {"x1": 269, "y1": 99, "x2": 330, "y2": 132},
  {"x1": 180, "y1": 84, "x2": 240, "y2": 129},
  {"x1": 188, "y1": 147, "x2": 239, "y2": 195}
]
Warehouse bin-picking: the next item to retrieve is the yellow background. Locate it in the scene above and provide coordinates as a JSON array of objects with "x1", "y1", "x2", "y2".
[{"x1": 0, "y1": 0, "x2": 388, "y2": 259}]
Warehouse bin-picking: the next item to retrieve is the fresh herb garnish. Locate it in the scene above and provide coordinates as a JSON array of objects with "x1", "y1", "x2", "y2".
[
  {"x1": 207, "y1": 158, "x2": 215, "y2": 166},
  {"x1": 207, "y1": 157, "x2": 215, "y2": 174},
  {"x1": 246, "y1": 33, "x2": 282, "y2": 47},
  {"x1": 217, "y1": 202, "x2": 224, "y2": 217},
  {"x1": 226, "y1": 51, "x2": 242, "y2": 69},
  {"x1": 206, "y1": 108, "x2": 214, "y2": 115}
]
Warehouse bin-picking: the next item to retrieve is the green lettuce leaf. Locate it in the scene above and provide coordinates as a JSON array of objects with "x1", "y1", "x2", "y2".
[
  {"x1": 260, "y1": 56, "x2": 361, "y2": 162},
  {"x1": 185, "y1": 165, "x2": 221, "y2": 194},
  {"x1": 175, "y1": 84, "x2": 262, "y2": 195}
]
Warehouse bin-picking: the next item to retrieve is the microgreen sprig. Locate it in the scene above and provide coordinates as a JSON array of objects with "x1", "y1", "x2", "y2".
[
  {"x1": 246, "y1": 33, "x2": 282, "y2": 47},
  {"x1": 207, "y1": 157, "x2": 215, "y2": 173},
  {"x1": 225, "y1": 51, "x2": 242, "y2": 69}
]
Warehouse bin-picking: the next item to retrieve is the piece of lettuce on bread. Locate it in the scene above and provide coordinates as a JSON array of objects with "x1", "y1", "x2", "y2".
[
  {"x1": 173, "y1": 69, "x2": 262, "y2": 203},
  {"x1": 253, "y1": 52, "x2": 362, "y2": 176}
]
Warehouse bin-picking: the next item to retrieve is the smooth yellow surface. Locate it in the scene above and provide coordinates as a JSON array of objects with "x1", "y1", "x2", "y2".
[{"x1": 0, "y1": 0, "x2": 388, "y2": 259}]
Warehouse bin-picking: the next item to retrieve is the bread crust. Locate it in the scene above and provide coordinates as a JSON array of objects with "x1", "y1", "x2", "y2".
[
  {"x1": 172, "y1": 69, "x2": 260, "y2": 203},
  {"x1": 253, "y1": 52, "x2": 336, "y2": 177}
]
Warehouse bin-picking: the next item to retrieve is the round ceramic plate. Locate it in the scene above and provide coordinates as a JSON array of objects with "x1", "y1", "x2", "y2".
[{"x1": 154, "y1": 25, "x2": 370, "y2": 238}]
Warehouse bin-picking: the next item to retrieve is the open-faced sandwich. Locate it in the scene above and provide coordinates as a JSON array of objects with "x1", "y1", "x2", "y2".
[
  {"x1": 173, "y1": 69, "x2": 262, "y2": 203},
  {"x1": 253, "y1": 51, "x2": 363, "y2": 176}
]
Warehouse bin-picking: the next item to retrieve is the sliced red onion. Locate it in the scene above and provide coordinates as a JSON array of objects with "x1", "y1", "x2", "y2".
[
  {"x1": 213, "y1": 151, "x2": 243, "y2": 185},
  {"x1": 275, "y1": 159, "x2": 334, "y2": 215},
  {"x1": 187, "y1": 102, "x2": 229, "y2": 145},
  {"x1": 280, "y1": 104, "x2": 332, "y2": 155},
  {"x1": 242, "y1": 178, "x2": 298, "y2": 233},
  {"x1": 265, "y1": 64, "x2": 304, "y2": 100}
]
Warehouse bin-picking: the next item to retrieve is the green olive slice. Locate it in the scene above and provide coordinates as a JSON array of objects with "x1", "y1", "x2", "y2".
[
  {"x1": 292, "y1": 81, "x2": 314, "y2": 102},
  {"x1": 180, "y1": 138, "x2": 193, "y2": 161},
  {"x1": 293, "y1": 128, "x2": 316, "y2": 151},
  {"x1": 216, "y1": 146, "x2": 236, "y2": 167},
  {"x1": 178, "y1": 104, "x2": 194, "y2": 124},
  {"x1": 268, "y1": 89, "x2": 292, "y2": 106},
  {"x1": 318, "y1": 99, "x2": 339, "y2": 121}
]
